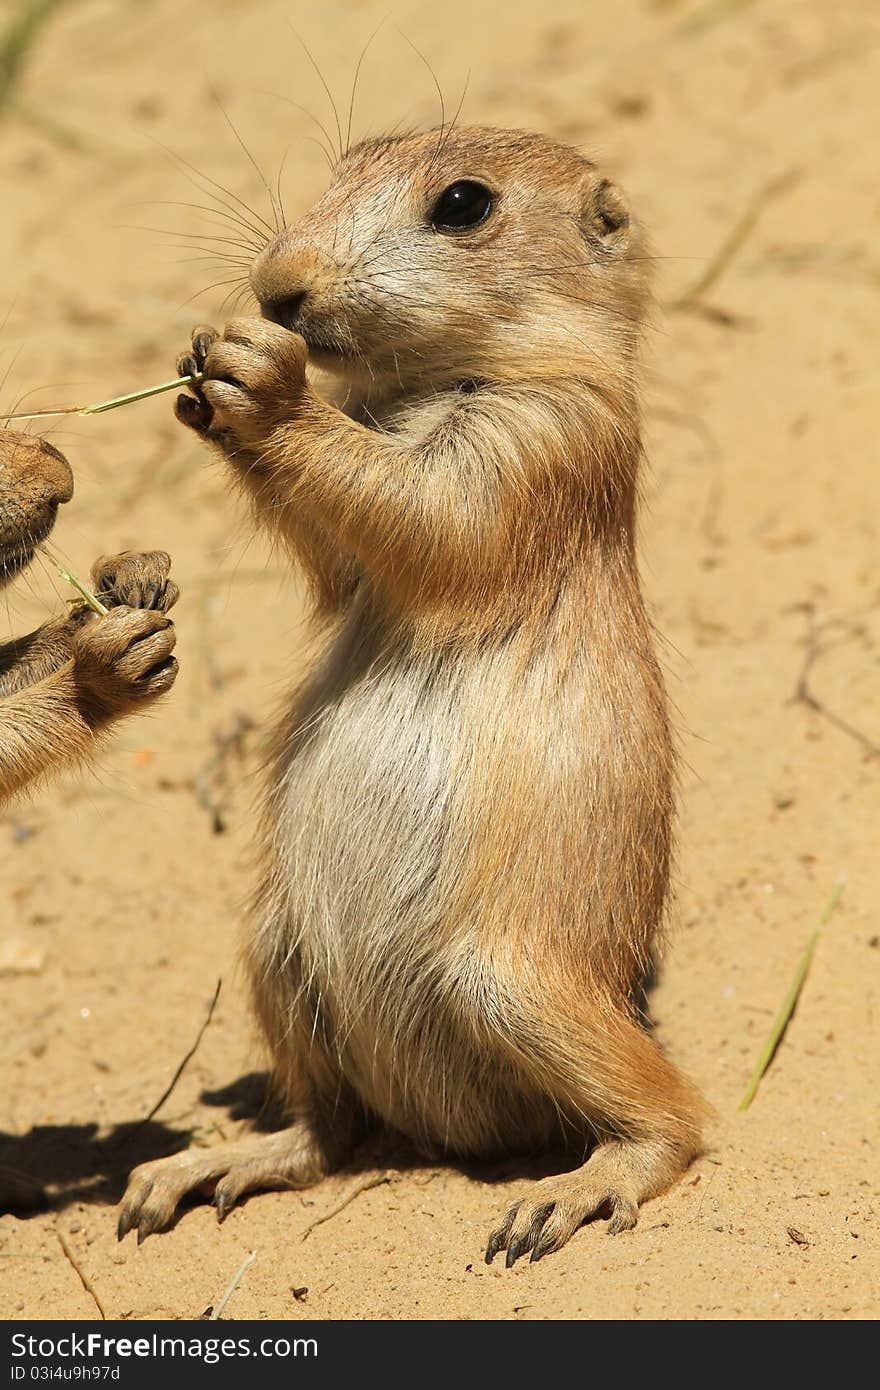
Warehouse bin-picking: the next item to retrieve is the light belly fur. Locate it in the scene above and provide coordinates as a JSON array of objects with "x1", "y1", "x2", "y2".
[{"x1": 260, "y1": 616, "x2": 561, "y2": 1157}]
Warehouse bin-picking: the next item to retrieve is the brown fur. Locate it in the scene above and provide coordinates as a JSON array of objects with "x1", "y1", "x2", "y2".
[
  {"x1": 0, "y1": 429, "x2": 179, "y2": 804},
  {"x1": 118, "y1": 127, "x2": 710, "y2": 1262}
]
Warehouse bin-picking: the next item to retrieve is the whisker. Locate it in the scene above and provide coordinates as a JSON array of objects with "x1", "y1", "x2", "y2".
[
  {"x1": 121, "y1": 225, "x2": 260, "y2": 260},
  {"x1": 123, "y1": 222, "x2": 263, "y2": 251},
  {"x1": 275, "y1": 147, "x2": 290, "y2": 229},
  {"x1": 394, "y1": 30, "x2": 447, "y2": 173},
  {"x1": 287, "y1": 24, "x2": 343, "y2": 163},
  {"x1": 210, "y1": 88, "x2": 282, "y2": 234},
  {"x1": 137, "y1": 198, "x2": 270, "y2": 250},
  {"x1": 259, "y1": 90, "x2": 336, "y2": 170},
  {"x1": 0, "y1": 296, "x2": 18, "y2": 338},
  {"x1": 344, "y1": 18, "x2": 386, "y2": 157},
  {"x1": 437, "y1": 70, "x2": 470, "y2": 158},
  {"x1": 178, "y1": 275, "x2": 250, "y2": 311},
  {"x1": 222, "y1": 283, "x2": 257, "y2": 316},
  {"x1": 0, "y1": 344, "x2": 23, "y2": 407},
  {"x1": 174, "y1": 256, "x2": 253, "y2": 272},
  {"x1": 148, "y1": 135, "x2": 277, "y2": 241}
]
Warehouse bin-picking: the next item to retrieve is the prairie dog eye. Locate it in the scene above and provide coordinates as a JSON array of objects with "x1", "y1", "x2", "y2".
[{"x1": 429, "y1": 181, "x2": 494, "y2": 233}]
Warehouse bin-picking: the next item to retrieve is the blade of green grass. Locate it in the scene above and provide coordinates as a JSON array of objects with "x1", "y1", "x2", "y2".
[
  {"x1": 0, "y1": 372, "x2": 202, "y2": 422},
  {"x1": 0, "y1": 0, "x2": 68, "y2": 111},
  {"x1": 81, "y1": 373, "x2": 203, "y2": 415},
  {"x1": 41, "y1": 544, "x2": 109, "y2": 615},
  {"x1": 738, "y1": 882, "x2": 844, "y2": 1111}
]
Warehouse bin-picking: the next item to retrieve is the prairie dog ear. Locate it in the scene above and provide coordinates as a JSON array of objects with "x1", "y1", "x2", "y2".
[{"x1": 581, "y1": 176, "x2": 631, "y2": 247}]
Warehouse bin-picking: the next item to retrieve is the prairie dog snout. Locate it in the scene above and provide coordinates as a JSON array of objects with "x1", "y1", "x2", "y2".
[
  {"x1": 248, "y1": 129, "x2": 643, "y2": 400},
  {"x1": 0, "y1": 432, "x2": 73, "y2": 586}
]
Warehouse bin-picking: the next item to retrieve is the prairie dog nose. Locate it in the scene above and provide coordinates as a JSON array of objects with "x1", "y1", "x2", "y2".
[
  {"x1": 251, "y1": 234, "x2": 328, "y2": 330},
  {"x1": 0, "y1": 433, "x2": 74, "y2": 507},
  {"x1": 261, "y1": 291, "x2": 308, "y2": 332},
  {"x1": 38, "y1": 441, "x2": 74, "y2": 506}
]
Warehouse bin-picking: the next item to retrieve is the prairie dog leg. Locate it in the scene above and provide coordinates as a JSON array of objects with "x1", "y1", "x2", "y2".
[
  {"x1": 486, "y1": 1001, "x2": 708, "y2": 1265},
  {"x1": 118, "y1": 1118, "x2": 347, "y2": 1242}
]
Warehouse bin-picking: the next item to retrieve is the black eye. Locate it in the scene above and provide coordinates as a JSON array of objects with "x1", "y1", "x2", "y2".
[{"x1": 429, "y1": 181, "x2": 494, "y2": 233}]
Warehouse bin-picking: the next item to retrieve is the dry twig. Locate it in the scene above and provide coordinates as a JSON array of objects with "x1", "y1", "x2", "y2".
[
  {"x1": 667, "y1": 170, "x2": 800, "y2": 316},
  {"x1": 791, "y1": 604, "x2": 880, "y2": 758},
  {"x1": 0, "y1": 373, "x2": 201, "y2": 422},
  {"x1": 301, "y1": 1170, "x2": 393, "y2": 1241},
  {"x1": 57, "y1": 1230, "x2": 106, "y2": 1320},
  {"x1": 194, "y1": 715, "x2": 256, "y2": 834},
  {"x1": 139, "y1": 978, "x2": 222, "y2": 1126},
  {"x1": 210, "y1": 1249, "x2": 257, "y2": 1321},
  {"x1": 107, "y1": 980, "x2": 222, "y2": 1148}
]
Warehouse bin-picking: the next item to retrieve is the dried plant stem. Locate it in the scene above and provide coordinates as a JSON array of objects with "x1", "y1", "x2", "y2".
[
  {"x1": 678, "y1": 0, "x2": 758, "y2": 37},
  {"x1": 738, "y1": 883, "x2": 843, "y2": 1112},
  {"x1": 211, "y1": 1249, "x2": 257, "y2": 1321},
  {"x1": 0, "y1": 372, "x2": 202, "y2": 422},
  {"x1": 57, "y1": 1230, "x2": 106, "y2": 1320},
  {"x1": 301, "y1": 1170, "x2": 393, "y2": 1241},
  {"x1": 41, "y1": 544, "x2": 108, "y2": 616},
  {"x1": 792, "y1": 604, "x2": 880, "y2": 759},
  {"x1": 134, "y1": 979, "x2": 222, "y2": 1131},
  {"x1": 668, "y1": 170, "x2": 800, "y2": 313},
  {"x1": 82, "y1": 373, "x2": 204, "y2": 415}
]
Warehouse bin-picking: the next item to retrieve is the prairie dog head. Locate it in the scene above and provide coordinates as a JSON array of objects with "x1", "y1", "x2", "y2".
[
  {"x1": 250, "y1": 126, "x2": 649, "y2": 398},
  {"x1": 0, "y1": 431, "x2": 73, "y2": 589}
]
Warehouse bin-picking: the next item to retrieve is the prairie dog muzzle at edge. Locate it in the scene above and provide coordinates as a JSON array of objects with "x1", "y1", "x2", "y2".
[{"x1": 0, "y1": 429, "x2": 179, "y2": 805}]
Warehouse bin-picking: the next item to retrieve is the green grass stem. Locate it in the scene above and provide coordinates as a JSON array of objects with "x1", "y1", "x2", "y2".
[
  {"x1": 738, "y1": 883, "x2": 844, "y2": 1111},
  {"x1": 0, "y1": 373, "x2": 202, "y2": 422}
]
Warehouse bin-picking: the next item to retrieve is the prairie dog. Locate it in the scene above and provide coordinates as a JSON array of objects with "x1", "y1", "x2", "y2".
[
  {"x1": 120, "y1": 127, "x2": 709, "y2": 1263},
  {"x1": 0, "y1": 429, "x2": 179, "y2": 804}
]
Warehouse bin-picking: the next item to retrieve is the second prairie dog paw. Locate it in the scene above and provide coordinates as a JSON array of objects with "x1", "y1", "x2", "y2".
[
  {"x1": 90, "y1": 550, "x2": 179, "y2": 613},
  {"x1": 174, "y1": 317, "x2": 309, "y2": 446},
  {"x1": 72, "y1": 607, "x2": 178, "y2": 719}
]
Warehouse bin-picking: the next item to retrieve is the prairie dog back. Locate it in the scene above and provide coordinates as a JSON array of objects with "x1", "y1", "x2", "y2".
[{"x1": 119, "y1": 127, "x2": 709, "y2": 1263}]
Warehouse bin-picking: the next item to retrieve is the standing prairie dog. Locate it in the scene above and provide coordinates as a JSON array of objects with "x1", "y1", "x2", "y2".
[
  {"x1": 0, "y1": 428, "x2": 179, "y2": 804},
  {"x1": 119, "y1": 127, "x2": 709, "y2": 1263}
]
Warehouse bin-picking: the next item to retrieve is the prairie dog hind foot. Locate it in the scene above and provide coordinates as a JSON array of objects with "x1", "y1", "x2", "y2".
[
  {"x1": 485, "y1": 1135, "x2": 696, "y2": 1266},
  {"x1": 117, "y1": 1123, "x2": 338, "y2": 1242}
]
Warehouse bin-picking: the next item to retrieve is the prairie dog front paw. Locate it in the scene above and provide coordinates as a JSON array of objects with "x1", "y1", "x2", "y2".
[
  {"x1": 90, "y1": 550, "x2": 179, "y2": 613},
  {"x1": 174, "y1": 317, "x2": 309, "y2": 451},
  {"x1": 72, "y1": 608, "x2": 178, "y2": 724}
]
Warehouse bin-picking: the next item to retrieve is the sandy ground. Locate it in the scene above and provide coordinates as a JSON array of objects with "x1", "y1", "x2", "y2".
[{"x1": 1, "y1": 0, "x2": 878, "y2": 1322}]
